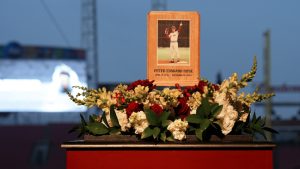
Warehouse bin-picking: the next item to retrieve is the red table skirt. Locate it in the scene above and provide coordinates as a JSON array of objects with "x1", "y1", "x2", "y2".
[{"x1": 62, "y1": 142, "x2": 275, "y2": 169}]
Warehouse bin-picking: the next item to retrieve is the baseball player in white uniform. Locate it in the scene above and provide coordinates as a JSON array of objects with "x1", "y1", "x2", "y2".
[{"x1": 165, "y1": 22, "x2": 183, "y2": 63}]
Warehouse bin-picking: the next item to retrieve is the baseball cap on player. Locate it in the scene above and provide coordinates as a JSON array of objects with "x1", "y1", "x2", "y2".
[{"x1": 171, "y1": 25, "x2": 176, "y2": 29}]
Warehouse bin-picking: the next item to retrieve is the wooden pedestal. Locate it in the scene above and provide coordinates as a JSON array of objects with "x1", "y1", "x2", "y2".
[{"x1": 61, "y1": 141, "x2": 275, "y2": 169}]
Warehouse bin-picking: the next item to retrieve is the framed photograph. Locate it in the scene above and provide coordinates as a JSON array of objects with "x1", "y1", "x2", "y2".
[{"x1": 147, "y1": 11, "x2": 200, "y2": 86}]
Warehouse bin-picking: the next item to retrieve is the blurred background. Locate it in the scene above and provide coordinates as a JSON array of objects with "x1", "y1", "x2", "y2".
[{"x1": 0, "y1": 0, "x2": 299, "y2": 168}]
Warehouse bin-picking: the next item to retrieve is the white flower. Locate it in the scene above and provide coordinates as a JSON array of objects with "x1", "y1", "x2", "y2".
[
  {"x1": 129, "y1": 111, "x2": 149, "y2": 135},
  {"x1": 214, "y1": 91, "x2": 238, "y2": 135},
  {"x1": 221, "y1": 115, "x2": 236, "y2": 135},
  {"x1": 190, "y1": 109, "x2": 197, "y2": 115},
  {"x1": 167, "y1": 119, "x2": 188, "y2": 141},
  {"x1": 239, "y1": 113, "x2": 249, "y2": 122},
  {"x1": 105, "y1": 109, "x2": 131, "y2": 132},
  {"x1": 214, "y1": 92, "x2": 227, "y2": 107},
  {"x1": 171, "y1": 131, "x2": 186, "y2": 141}
]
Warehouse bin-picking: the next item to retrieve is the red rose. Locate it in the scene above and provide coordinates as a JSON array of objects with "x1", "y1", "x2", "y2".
[
  {"x1": 126, "y1": 102, "x2": 142, "y2": 117},
  {"x1": 212, "y1": 84, "x2": 220, "y2": 91},
  {"x1": 127, "y1": 79, "x2": 156, "y2": 91},
  {"x1": 182, "y1": 81, "x2": 208, "y2": 97},
  {"x1": 150, "y1": 104, "x2": 163, "y2": 116},
  {"x1": 114, "y1": 92, "x2": 126, "y2": 106},
  {"x1": 183, "y1": 88, "x2": 191, "y2": 98},
  {"x1": 197, "y1": 81, "x2": 208, "y2": 93},
  {"x1": 175, "y1": 98, "x2": 190, "y2": 120},
  {"x1": 175, "y1": 83, "x2": 181, "y2": 90}
]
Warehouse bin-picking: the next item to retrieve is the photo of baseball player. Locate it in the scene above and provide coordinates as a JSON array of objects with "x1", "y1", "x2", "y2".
[
  {"x1": 165, "y1": 22, "x2": 182, "y2": 63},
  {"x1": 157, "y1": 20, "x2": 190, "y2": 65}
]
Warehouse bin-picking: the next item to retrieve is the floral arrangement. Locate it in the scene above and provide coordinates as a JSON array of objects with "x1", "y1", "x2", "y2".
[{"x1": 68, "y1": 57, "x2": 277, "y2": 142}]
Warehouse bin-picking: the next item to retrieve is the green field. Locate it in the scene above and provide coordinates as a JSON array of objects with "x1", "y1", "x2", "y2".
[{"x1": 157, "y1": 47, "x2": 190, "y2": 65}]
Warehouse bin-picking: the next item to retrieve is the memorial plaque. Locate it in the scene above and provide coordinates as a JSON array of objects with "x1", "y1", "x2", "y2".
[{"x1": 147, "y1": 11, "x2": 200, "y2": 86}]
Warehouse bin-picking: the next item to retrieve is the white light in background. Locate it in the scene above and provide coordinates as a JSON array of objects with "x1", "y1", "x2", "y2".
[
  {"x1": 0, "y1": 79, "x2": 42, "y2": 91},
  {"x1": 0, "y1": 63, "x2": 87, "y2": 113}
]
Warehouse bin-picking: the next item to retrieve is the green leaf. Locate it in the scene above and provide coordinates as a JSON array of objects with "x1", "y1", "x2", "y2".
[
  {"x1": 86, "y1": 123, "x2": 109, "y2": 135},
  {"x1": 186, "y1": 114, "x2": 202, "y2": 124},
  {"x1": 252, "y1": 113, "x2": 257, "y2": 123},
  {"x1": 255, "y1": 116, "x2": 262, "y2": 124},
  {"x1": 80, "y1": 114, "x2": 87, "y2": 126},
  {"x1": 195, "y1": 119, "x2": 211, "y2": 141},
  {"x1": 153, "y1": 127, "x2": 160, "y2": 139},
  {"x1": 251, "y1": 123, "x2": 262, "y2": 131},
  {"x1": 89, "y1": 114, "x2": 98, "y2": 123},
  {"x1": 188, "y1": 125, "x2": 196, "y2": 132},
  {"x1": 159, "y1": 111, "x2": 170, "y2": 122},
  {"x1": 162, "y1": 120, "x2": 171, "y2": 128},
  {"x1": 160, "y1": 132, "x2": 166, "y2": 142},
  {"x1": 166, "y1": 135, "x2": 175, "y2": 142},
  {"x1": 109, "y1": 127, "x2": 121, "y2": 135},
  {"x1": 211, "y1": 105, "x2": 223, "y2": 118},
  {"x1": 110, "y1": 106, "x2": 120, "y2": 128},
  {"x1": 243, "y1": 128, "x2": 253, "y2": 135},
  {"x1": 232, "y1": 121, "x2": 245, "y2": 133},
  {"x1": 200, "y1": 119, "x2": 211, "y2": 131},
  {"x1": 196, "y1": 98, "x2": 210, "y2": 118},
  {"x1": 245, "y1": 112, "x2": 278, "y2": 140},
  {"x1": 263, "y1": 127, "x2": 279, "y2": 134},
  {"x1": 141, "y1": 127, "x2": 154, "y2": 139},
  {"x1": 195, "y1": 128, "x2": 204, "y2": 141},
  {"x1": 101, "y1": 112, "x2": 109, "y2": 127},
  {"x1": 145, "y1": 109, "x2": 159, "y2": 126},
  {"x1": 256, "y1": 129, "x2": 267, "y2": 140}
]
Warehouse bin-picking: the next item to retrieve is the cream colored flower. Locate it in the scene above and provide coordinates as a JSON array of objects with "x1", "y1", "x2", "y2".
[
  {"x1": 219, "y1": 73, "x2": 239, "y2": 100},
  {"x1": 239, "y1": 112, "x2": 249, "y2": 122},
  {"x1": 96, "y1": 88, "x2": 117, "y2": 113},
  {"x1": 129, "y1": 111, "x2": 149, "y2": 135},
  {"x1": 221, "y1": 115, "x2": 237, "y2": 135},
  {"x1": 105, "y1": 109, "x2": 131, "y2": 132},
  {"x1": 187, "y1": 91, "x2": 202, "y2": 110},
  {"x1": 161, "y1": 88, "x2": 182, "y2": 108},
  {"x1": 146, "y1": 89, "x2": 181, "y2": 109},
  {"x1": 190, "y1": 109, "x2": 197, "y2": 115},
  {"x1": 134, "y1": 85, "x2": 149, "y2": 99},
  {"x1": 214, "y1": 92, "x2": 227, "y2": 107},
  {"x1": 147, "y1": 90, "x2": 161, "y2": 103},
  {"x1": 213, "y1": 73, "x2": 242, "y2": 135},
  {"x1": 172, "y1": 131, "x2": 186, "y2": 141},
  {"x1": 202, "y1": 86, "x2": 209, "y2": 97},
  {"x1": 162, "y1": 88, "x2": 171, "y2": 95},
  {"x1": 214, "y1": 91, "x2": 238, "y2": 135},
  {"x1": 167, "y1": 119, "x2": 188, "y2": 141},
  {"x1": 113, "y1": 84, "x2": 128, "y2": 92},
  {"x1": 162, "y1": 88, "x2": 182, "y2": 98},
  {"x1": 142, "y1": 99, "x2": 150, "y2": 109}
]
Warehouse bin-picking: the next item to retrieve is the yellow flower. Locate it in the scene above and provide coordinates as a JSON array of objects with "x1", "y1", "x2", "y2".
[
  {"x1": 95, "y1": 88, "x2": 117, "y2": 112},
  {"x1": 187, "y1": 91, "x2": 202, "y2": 110}
]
